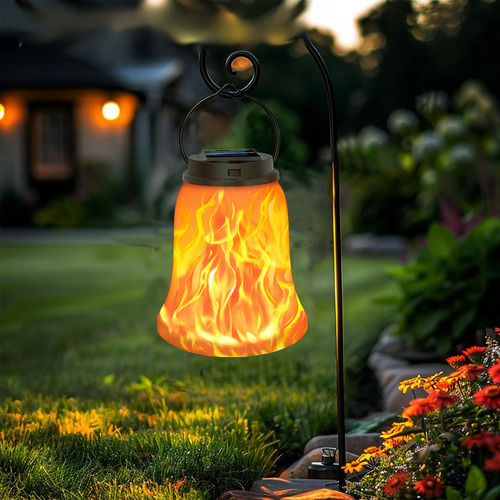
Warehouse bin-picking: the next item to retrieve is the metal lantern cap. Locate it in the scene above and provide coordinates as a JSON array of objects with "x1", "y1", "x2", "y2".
[{"x1": 183, "y1": 149, "x2": 279, "y2": 187}]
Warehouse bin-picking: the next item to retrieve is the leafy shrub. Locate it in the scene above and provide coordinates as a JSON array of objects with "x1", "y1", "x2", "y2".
[
  {"x1": 346, "y1": 329, "x2": 500, "y2": 499},
  {"x1": 211, "y1": 99, "x2": 310, "y2": 180},
  {"x1": 384, "y1": 219, "x2": 500, "y2": 355},
  {"x1": 33, "y1": 197, "x2": 87, "y2": 228},
  {"x1": 339, "y1": 80, "x2": 500, "y2": 238}
]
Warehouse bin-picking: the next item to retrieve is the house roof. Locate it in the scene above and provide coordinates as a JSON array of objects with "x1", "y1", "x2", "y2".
[{"x1": 0, "y1": 35, "x2": 127, "y2": 91}]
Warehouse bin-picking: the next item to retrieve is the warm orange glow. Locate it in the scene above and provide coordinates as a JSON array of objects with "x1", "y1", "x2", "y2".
[
  {"x1": 281, "y1": 489, "x2": 354, "y2": 499},
  {"x1": 87, "y1": 92, "x2": 137, "y2": 129},
  {"x1": 102, "y1": 101, "x2": 120, "y2": 121},
  {"x1": 0, "y1": 95, "x2": 24, "y2": 130},
  {"x1": 231, "y1": 56, "x2": 253, "y2": 72},
  {"x1": 158, "y1": 181, "x2": 307, "y2": 357},
  {"x1": 234, "y1": 481, "x2": 354, "y2": 500}
]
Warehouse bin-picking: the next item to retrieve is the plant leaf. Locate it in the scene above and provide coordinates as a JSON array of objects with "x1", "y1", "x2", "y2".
[
  {"x1": 413, "y1": 308, "x2": 449, "y2": 341},
  {"x1": 484, "y1": 486, "x2": 500, "y2": 500},
  {"x1": 465, "y1": 465, "x2": 487, "y2": 497},
  {"x1": 445, "y1": 486, "x2": 463, "y2": 500},
  {"x1": 451, "y1": 306, "x2": 477, "y2": 341},
  {"x1": 428, "y1": 223, "x2": 456, "y2": 259}
]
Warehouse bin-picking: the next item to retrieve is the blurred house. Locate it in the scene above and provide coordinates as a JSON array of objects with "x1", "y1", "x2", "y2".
[{"x1": 0, "y1": 28, "x2": 207, "y2": 225}]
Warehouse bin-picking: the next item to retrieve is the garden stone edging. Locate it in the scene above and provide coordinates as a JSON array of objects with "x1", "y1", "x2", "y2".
[{"x1": 368, "y1": 328, "x2": 453, "y2": 412}]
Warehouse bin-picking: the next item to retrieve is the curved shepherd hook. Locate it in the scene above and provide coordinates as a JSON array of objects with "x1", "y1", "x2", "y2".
[
  {"x1": 199, "y1": 48, "x2": 261, "y2": 98},
  {"x1": 302, "y1": 33, "x2": 346, "y2": 488}
]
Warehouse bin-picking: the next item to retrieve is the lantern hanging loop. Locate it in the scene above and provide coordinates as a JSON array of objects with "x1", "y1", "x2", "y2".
[
  {"x1": 179, "y1": 82, "x2": 281, "y2": 164},
  {"x1": 199, "y1": 48, "x2": 261, "y2": 98}
]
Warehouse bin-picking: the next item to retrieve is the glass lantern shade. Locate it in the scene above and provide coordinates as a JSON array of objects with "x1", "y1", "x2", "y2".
[{"x1": 157, "y1": 150, "x2": 307, "y2": 357}]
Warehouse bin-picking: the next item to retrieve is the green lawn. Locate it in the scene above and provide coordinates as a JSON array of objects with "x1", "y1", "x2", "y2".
[{"x1": 0, "y1": 233, "x2": 398, "y2": 499}]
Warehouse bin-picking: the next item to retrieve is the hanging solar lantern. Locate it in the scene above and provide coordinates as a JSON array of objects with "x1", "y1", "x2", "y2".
[{"x1": 157, "y1": 77, "x2": 307, "y2": 356}]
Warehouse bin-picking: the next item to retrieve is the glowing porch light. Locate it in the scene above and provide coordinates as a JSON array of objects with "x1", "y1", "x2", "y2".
[
  {"x1": 102, "y1": 101, "x2": 120, "y2": 121},
  {"x1": 0, "y1": 103, "x2": 5, "y2": 121},
  {"x1": 157, "y1": 149, "x2": 307, "y2": 357}
]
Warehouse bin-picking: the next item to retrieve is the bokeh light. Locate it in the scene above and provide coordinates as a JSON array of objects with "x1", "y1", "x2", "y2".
[{"x1": 101, "y1": 101, "x2": 120, "y2": 121}]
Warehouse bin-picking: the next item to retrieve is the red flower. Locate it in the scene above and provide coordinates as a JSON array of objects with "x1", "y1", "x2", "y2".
[
  {"x1": 489, "y1": 359, "x2": 500, "y2": 384},
  {"x1": 384, "y1": 472, "x2": 409, "y2": 495},
  {"x1": 429, "y1": 390, "x2": 457, "y2": 409},
  {"x1": 460, "y1": 364, "x2": 485, "y2": 381},
  {"x1": 446, "y1": 354, "x2": 467, "y2": 369},
  {"x1": 462, "y1": 432, "x2": 498, "y2": 450},
  {"x1": 413, "y1": 475, "x2": 445, "y2": 498},
  {"x1": 474, "y1": 385, "x2": 500, "y2": 410},
  {"x1": 484, "y1": 434, "x2": 500, "y2": 454},
  {"x1": 484, "y1": 455, "x2": 500, "y2": 472},
  {"x1": 495, "y1": 327, "x2": 500, "y2": 336},
  {"x1": 403, "y1": 394, "x2": 439, "y2": 417},
  {"x1": 462, "y1": 346, "x2": 487, "y2": 364}
]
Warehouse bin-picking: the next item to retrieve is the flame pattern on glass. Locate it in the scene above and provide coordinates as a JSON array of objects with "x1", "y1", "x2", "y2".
[{"x1": 158, "y1": 181, "x2": 307, "y2": 356}]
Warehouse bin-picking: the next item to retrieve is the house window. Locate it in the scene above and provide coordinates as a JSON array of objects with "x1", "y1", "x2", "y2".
[{"x1": 28, "y1": 103, "x2": 74, "y2": 182}]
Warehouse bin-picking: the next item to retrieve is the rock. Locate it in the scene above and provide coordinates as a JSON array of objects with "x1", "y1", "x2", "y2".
[
  {"x1": 368, "y1": 327, "x2": 453, "y2": 412},
  {"x1": 303, "y1": 434, "x2": 383, "y2": 456},
  {"x1": 343, "y1": 233, "x2": 406, "y2": 255},
  {"x1": 380, "y1": 364, "x2": 453, "y2": 413},
  {"x1": 279, "y1": 448, "x2": 359, "y2": 479}
]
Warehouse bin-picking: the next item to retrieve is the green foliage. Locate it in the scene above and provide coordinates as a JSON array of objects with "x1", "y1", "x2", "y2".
[
  {"x1": 385, "y1": 218, "x2": 500, "y2": 355},
  {"x1": 339, "y1": 80, "x2": 500, "y2": 238},
  {"x1": 213, "y1": 99, "x2": 310, "y2": 180},
  {"x1": 33, "y1": 198, "x2": 87, "y2": 229}
]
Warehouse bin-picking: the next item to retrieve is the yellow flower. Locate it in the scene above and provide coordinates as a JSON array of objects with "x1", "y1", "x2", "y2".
[
  {"x1": 398, "y1": 373, "x2": 444, "y2": 393},
  {"x1": 382, "y1": 434, "x2": 416, "y2": 450},
  {"x1": 399, "y1": 376, "x2": 422, "y2": 393},
  {"x1": 358, "y1": 446, "x2": 388, "y2": 462},
  {"x1": 343, "y1": 460, "x2": 368, "y2": 474},
  {"x1": 421, "y1": 372, "x2": 444, "y2": 391},
  {"x1": 380, "y1": 418, "x2": 415, "y2": 439}
]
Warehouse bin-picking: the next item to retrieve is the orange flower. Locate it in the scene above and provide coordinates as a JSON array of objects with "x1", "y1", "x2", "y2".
[
  {"x1": 413, "y1": 475, "x2": 445, "y2": 498},
  {"x1": 384, "y1": 472, "x2": 408, "y2": 496},
  {"x1": 403, "y1": 394, "x2": 439, "y2": 418},
  {"x1": 428, "y1": 390, "x2": 457, "y2": 409},
  {"x1": 342, "y1": 459, "x2": 367, "y2": 474},
  {"x1": 434, "y1": 377, "x2": 453, "y2": 392},
  {"x1": 462, "y1": 346, "x2": 487, "y2": 364},
  {"x1": 459, "y1": 364, "x2": 485, "y2": 382},
  {"x1": 489, "y1": 359, "x2": 500, "y2": 384},
  {"x1": 440, "y1": 369, "x2": 467, "y2": 387},
  {"x1": 446, "y1": 354, "x2": 467, "y2": 369},
  {"x1": 174, "y1": 476, "x2": 187, "y2": 490},
  {"x1": 474, "y1": 385, "x2": 500, "y2": 410}
]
